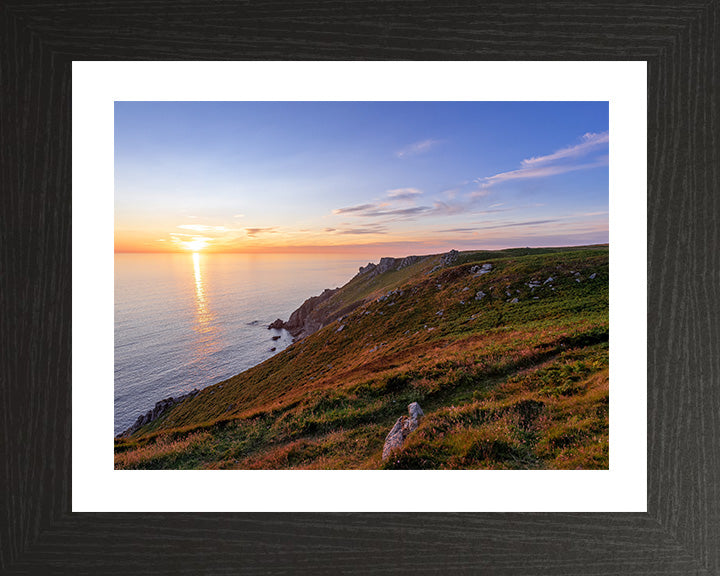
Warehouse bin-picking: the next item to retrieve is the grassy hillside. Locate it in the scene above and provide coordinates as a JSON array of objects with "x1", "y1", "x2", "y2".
[{"x1": 115, "y1": 245, "x2": 609, "y2": 470}]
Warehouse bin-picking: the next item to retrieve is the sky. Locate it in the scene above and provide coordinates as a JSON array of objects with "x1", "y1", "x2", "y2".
[{"x1": 115, "y1": 101, "x2": 608, "y2": 256}]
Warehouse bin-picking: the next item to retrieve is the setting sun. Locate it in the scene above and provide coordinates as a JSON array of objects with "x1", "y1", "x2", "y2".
[{"x1": 182, "y1": 239, "x2": 208, "y2": 252}]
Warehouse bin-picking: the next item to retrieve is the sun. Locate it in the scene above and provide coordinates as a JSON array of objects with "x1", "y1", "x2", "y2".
[{"x1": 182, "y1": 239, "x2": 208, "y2": 252}]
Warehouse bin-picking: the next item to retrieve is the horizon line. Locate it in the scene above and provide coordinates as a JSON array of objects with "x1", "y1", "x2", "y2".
[{"x1": 115, "y1": 242, "x2": 609, "y2": 256}]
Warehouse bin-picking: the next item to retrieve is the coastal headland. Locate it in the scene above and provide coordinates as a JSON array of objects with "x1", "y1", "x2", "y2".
[{"x1": 115, "y1": 245, "x2": 609, "y2": 470}]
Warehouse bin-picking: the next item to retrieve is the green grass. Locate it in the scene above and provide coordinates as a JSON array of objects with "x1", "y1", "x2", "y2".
[{"x1": 115, "y1": 245, "x2": 609, "y2": 470}]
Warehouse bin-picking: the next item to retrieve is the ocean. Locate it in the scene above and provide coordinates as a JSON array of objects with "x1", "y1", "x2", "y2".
[{"x1": 114, "y1": 253, "x2": 367, "y2": 435}]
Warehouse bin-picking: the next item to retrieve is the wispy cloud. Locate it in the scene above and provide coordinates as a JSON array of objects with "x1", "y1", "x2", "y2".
[
  {"x1": 245, "y1": 227, "x2": 277, "y2": 237},
  {"x1": 477, "y1": 219, "x2": 559, "y2": 230},
  {"x1": 477, "y1": 131, "x2": 609, "y2": 189},
  {"x1": 479, "y1": 161, "x2": 607, "y2": 188},
  {"x1": 336, "y1": 227, "x2": 388, "y2": 235},
  {"x1": 395, "y1": 138, "x2": 441, "y2": 158},
  {"x1": 386, "y1": 188, "x2": 423, "y2": 200},
  {"x1": 521, "y1": 131, "x2": 609, "y2": 167},
  {"x1": 178, "y1": 224, "x2": 230, "y2": 232},
  {"x1": 332, "y1": 204, "x2": 377, "y2": 215}
]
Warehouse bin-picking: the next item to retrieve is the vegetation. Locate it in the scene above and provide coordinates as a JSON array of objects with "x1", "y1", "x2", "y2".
[{"x1": 115, "y1": 245, "x2": 609, "y2": 470}]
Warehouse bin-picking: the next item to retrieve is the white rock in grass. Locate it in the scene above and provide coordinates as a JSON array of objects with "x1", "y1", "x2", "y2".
[{"x1": 382, "y1": 402, "x2": 425, "y2": 461}]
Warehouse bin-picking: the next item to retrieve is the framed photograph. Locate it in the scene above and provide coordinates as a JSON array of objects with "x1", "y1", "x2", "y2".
[{"x1": 3, "y1": 2, "x2": 718, "y2": 574}]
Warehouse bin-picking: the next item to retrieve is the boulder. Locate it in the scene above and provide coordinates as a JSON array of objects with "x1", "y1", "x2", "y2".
[
  {"x1": 470, "y1": 263, "x2": 493, "y2": 276},
  {"x1": 382, "y1": 402, "x2": 425, "y2": 460},
  {"x1": 268, "y1": 318, "x2": 284, "y2": 330}
]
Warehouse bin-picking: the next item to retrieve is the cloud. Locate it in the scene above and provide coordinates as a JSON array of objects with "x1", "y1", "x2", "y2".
[
  {"x1": 521, "y1": 131, "x2": 609, "y2": 167},
  {"x1": 479, "y1": 161, "x2": 607, "y2": 188},
  {"x1": 438, "y1": 227, "x2": 478, "y2": 233},
  {"x1": 245, "y1": 227, "x2": 277, "y2": 237},
  {"x1": 477, "y1": 131, "x2": 609, "y2": 189},
  {"x1": 332, "y1": 204, "x2": 377, "y2": 215},
  {"x1": 361, "y1": 206, "x2": 432, "y2": 218},
  {"x1": 474, "y1": 219, "x2": 559, "y2": 231},
  {"x1": 178, "y1": 224, "x2": 229, "y2": 232},
  {"x1": 386, "y1": 188, "x2": 423, "y2": 200},
  {"x1": 396, "y1": 138, "x2": 441, "y2": 158},
  {"x1": 233, "y1": 214, "x2": 245, "y2": 218},
  {"x1": 337, "y1": 228, "x2": 388, "y2": 235}
]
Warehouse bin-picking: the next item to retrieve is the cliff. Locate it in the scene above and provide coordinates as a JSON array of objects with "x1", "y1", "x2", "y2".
[{"x1": 270, "y1": 254, "x2": 432, "y2": 340}]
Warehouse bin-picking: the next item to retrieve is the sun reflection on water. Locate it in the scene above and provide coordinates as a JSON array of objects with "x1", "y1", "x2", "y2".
[
  {"x1": 191, "y1": 253, "x2": 220, "y2": 364},
  {"x1": 192, "y1": 252, "x2": 213, "y2": 330}
]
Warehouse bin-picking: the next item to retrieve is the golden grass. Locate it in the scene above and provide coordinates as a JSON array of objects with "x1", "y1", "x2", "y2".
[{"x1": 115, "y1": 431, "x2": 210, "y2": 469}]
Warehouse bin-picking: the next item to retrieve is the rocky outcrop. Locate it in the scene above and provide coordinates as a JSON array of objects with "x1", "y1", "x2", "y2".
[
  {"x1": 268, "y1": 318, "x2": 284, "y2": 330},
  {"x1": 358, "y1": 262, "x2": 376, "y2": 275},
  {"x1": 382, "y1": 402, "x2": 425, "y2": 460},
  {"x1": 281, "y1": 287, "x2": 339, "y2": 339},
  {"x1": 358, "y1": 255, "x2": 428, "y2": 278},
  {"x1": 398, "y1": 255, "x2": 422, "y2": 269},
  {"x1": 117, "y1": 389, "x2": 199, "y2": 438},
  {"x1": 440, "y1": 249, "x2": 459, "y2": 266}
]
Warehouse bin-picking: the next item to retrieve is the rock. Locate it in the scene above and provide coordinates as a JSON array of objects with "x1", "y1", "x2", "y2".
[
  {"x1": 475, "y1": 290, "x2": 486, "y2": 300},
  {"x1": 470, "y1": 263, "x2": 493, "y2": 276},
  {"x1": 510, "y1": 297, "x2": 519, "y2": 303},
  {"x1": 336, "y1": 324, "x2": 345, "y2": 332},
  {"x1": 441, "y1": 249, "x2": 459, "y2": 266},
  {"x1": 398, "y1": 255, "x2": 423, "y2": 269},
  {"x1": 268, "y1": 318, "x2": 284, "y2": 330},
  {"x1": 270, "y1": 347, "x2": 276, "y2": 352},
  {"x1": 116, "y1": 388, "x2": 199, "y2": 438},
  {"x1": 376, "y1": 257, "x2": 397, "y2": 274},
  {"x1": 408, "y1": 402, "x2": 424, "y2": 420},
  {"x1": 282, "y1": 287, "x2": 339, "y2": 339},
  {"x1": 543, "y1": 276, "x2": 554, "y2": 284},
  {"x1": 271, "y1": 335, "x2": 281, "y2": 341},
  {"x1": 589, "y1": 273, "x2": 597, "y2": 280},
  {"x1": 358, "y1": 262, "x2": 377, "y2": 275},
  {"x1": 382, "y1": 402, "x2": 425, "y2": 460}
]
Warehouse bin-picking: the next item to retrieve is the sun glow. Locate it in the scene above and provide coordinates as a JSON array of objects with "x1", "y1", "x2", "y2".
[{"x1": 183, "y1": 239, "x2": 208, "y2": 252}]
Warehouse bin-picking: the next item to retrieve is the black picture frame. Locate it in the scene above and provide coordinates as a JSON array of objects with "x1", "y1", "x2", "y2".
[{"x1": 2, "y1": 2, "x2": 718, "y2": 574}]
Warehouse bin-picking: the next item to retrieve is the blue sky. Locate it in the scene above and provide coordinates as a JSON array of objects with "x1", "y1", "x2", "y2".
[{"x1": 115, "y1": 101, "x2": 608, "y2": 255}]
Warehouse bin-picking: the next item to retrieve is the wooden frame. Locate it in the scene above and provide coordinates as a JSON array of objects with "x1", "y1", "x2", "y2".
[{"x1": 1, "y1": 1, "x2": 718, "y2": 573}]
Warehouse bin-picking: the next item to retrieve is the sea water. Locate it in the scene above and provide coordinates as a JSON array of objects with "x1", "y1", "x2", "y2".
[{"x1": 114, "y1": 253, "x2": 367, "y2": 435}]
